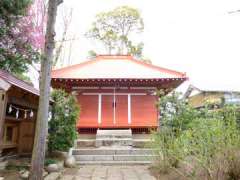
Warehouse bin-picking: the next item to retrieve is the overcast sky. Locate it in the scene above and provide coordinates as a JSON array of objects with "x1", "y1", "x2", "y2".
[{"x1": 55, "y1": 0, "x2": 240, "y2": 92}]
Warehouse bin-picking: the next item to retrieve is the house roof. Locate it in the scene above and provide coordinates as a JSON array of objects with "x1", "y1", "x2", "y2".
[
  {"x1": 183, "y1": 84, "x2": 240, "y2": 99},
  {"x1": 0, "y1": 70, "x2": 39, "y2": 96},
  {"x1": 51, "y1": 55, "x2": 187, "y2": 80}
]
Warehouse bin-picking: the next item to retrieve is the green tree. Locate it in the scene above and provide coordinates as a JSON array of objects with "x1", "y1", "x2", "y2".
[
  {"x1": 157, "y1": 91, "x2": 200, "y2": 135},
  {"x1": 87, "y1": 50, "x2": 97, "y2": 59},
  {"x1": 48, "y1": 89, "x2": 80, "y2": 152},
  {"x1": 0, "y1": 0, "x2": 31, "y2": 18},
  {"x1": 86, "y1": 6, "x2": 144, "y2": 57}
]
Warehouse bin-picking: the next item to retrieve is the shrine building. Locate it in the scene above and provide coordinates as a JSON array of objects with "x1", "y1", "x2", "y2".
[{"x1": 51, "y1": 55, "x2": 187, "y2": 133}]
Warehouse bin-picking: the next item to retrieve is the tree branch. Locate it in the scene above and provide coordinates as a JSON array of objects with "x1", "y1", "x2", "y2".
[{"x1": 57, "y1": 0, "x2": 63, "y2": 5}]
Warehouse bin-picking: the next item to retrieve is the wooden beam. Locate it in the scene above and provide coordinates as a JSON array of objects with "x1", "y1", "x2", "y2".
[
  {"x1": 0, "y1": 90, "x2": 8, "y2": 155},
  {"x1": 82, "y1": 93, "x2": 146, "y2": 96},
  {"x1": 8, "y1": 96, "x2": 38, "y2": 109}
]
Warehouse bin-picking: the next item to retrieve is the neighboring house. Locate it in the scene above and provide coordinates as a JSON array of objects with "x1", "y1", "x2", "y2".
[
  {"x1": 0, "y1": 70, "x2": 40, "y2": 157},
  {"x1": 183, "y1": 85, "x2": 240, "y2": 108},
  {"x1": 51, "y1": 55, "x2": 187, "y2": 133}
]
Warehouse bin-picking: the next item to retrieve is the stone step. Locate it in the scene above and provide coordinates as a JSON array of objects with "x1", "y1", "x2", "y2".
[
  {"x1": 72, "y1": 148, "x2": 155, "y2": 155},
  {"x1": 76, "y1": 139, "x2": 95, "y2": 147},
  {"x1": 76, "y1": 160, "x2": 152, "y2": 165},
  {"x1": 96, "y1": 129, "x2": 132, "y2": 139},
  {"x1": 76, "y1": 139, "x2": 151, "y2": 148},
  {"x1": 133, "y1": 139, "x2": 152, "y2": 148},
  {"x1": 74, "y1": 154, "x2": 157, "y2": 161},
  {"x1": 95, "y1": 138, "x2": 132, "y2": 147}
]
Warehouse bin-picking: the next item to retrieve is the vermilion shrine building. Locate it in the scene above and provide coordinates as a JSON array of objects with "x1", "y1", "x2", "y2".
[{"x1": 51, "y1": 55, "x2": 187, "y2": 133}]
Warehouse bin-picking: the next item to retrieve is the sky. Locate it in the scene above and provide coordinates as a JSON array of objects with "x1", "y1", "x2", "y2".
[{"x1": 54, "y1": 0, "x2": 240, "y2": 92}]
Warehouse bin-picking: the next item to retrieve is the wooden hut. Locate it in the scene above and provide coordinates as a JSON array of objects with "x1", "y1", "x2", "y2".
[
  {"x1": 51, "y1": 55, "x2": 187, "y2": 133},
  {"x1": 0, "y1": 70, "x2": 39, "y2": 156}
]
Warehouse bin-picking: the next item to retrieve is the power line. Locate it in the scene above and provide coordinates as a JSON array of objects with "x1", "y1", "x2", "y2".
[{"x1": 228, "y1": 9, "x2": 240, "y2": 14}]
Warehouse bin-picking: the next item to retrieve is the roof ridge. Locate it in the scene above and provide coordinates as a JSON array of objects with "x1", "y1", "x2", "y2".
[
  {"x1": 0, "y1": 69, "x2": 34, "y2": 87},
  {"x1": 96, "y1": 55, "x2": 133, "y2": 60},
  {"x1": 0, "y1": 69, "x2": 39, "y2": 96}
]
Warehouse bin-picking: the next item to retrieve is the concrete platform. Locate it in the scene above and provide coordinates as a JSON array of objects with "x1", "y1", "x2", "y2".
[{"x1": 96, "y1": 129, "x2": 132, "y2": 139}]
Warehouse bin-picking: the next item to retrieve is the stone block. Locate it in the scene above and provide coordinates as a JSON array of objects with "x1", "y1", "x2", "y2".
[
  {"x1": 75, "y1": 155, "x2": 93, "y2": 161},
  {"x1": 44, "y1": 172, "x2": 61, "y2": 180},
  {"x1": 113, "y1": 155, "x2": 155, "y2": 161},
  {"x1": 19, "y1": 170, "x2": 29, "y2": 179},
  {"x1": 73, "y1": 149, "x2": 116, "y2": 155},
  {"x1": 96, "y1": 138, "x2": 133, "y2": 147},
  {"x1": 64, "y1": 156, "x2": 76, "y2": 168},
  {"x1": 76, "y1": 140, "x2": 95, "y2": 148},
  {"x1": 0, "y1": 161, "x2": 7, "y2": 170},
  {"x1": 45, "y1": 164, "x2": 60, "y2": 173},
  {"x1": 93, "y1": 155, "x2": 113, "y2": 161},
  {"x1": 132, "y1": 139, "x2": 151, "y2": 148},
  {"x1": 59, "y1": 175, "x2": 74, "y2": 180}
]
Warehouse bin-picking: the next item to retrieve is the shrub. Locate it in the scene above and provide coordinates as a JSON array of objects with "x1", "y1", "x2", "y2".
[
  {"x1": 44, "y1": 158, "x2": 57, "y2": 166},
  {"x1": 156, "y1": 91, "x2": 201, "y2": 136},
  {"x1": 151, "y1": 129, "x2": 181, "y2": 173},
  {"x1": 152, "y1": 92, "x2": 240, "y2": 179},
  {"x1": 48, "y1": 89, "x2": 80, "y2": 152},
  {"x1": 178, "y1": 117, "x2": 240, "y2": 178}
]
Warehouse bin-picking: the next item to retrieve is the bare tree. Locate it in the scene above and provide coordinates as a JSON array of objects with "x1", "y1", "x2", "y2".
[
  {"x1": 53, "y1": 7, "x2": 73, "y2": 67},
  {"x1": 29, "y1": 0, "x2": 63, "y2": 179}
]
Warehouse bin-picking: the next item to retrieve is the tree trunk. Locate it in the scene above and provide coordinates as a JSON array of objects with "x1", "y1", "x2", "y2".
[{"x1": 29, "y1": 0, "x2": 62, "y2": 179}]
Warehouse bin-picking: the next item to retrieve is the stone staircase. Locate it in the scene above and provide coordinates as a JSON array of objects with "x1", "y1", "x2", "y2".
[
  {"x1": 71, "y1": 129, "x2": 157, "y2": 165},
  {"x1": 95, "y1": 129, "x2": 133, "y2": 147}
]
